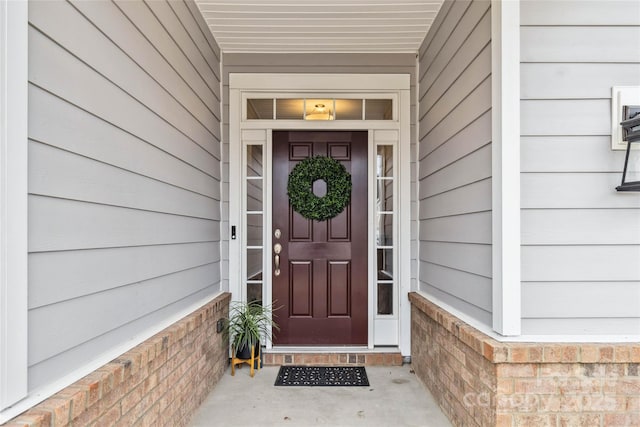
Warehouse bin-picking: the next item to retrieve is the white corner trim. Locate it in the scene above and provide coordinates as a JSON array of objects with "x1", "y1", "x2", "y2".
[
  {"x1": 0, "y1": 0, "x2": 29, "y2": 412},
  {"x1": 398, "y1": 89, "x2": 412, "y2": 356},
  {"x1": 228, "y1": 87, "x2": 242, "y2": 302},
  {"x1": 218, "y1": 51, "x2": 227, "y2": 294},
  {"x1": 491, "y1": 0, "x2": 521, "y2": 336}
]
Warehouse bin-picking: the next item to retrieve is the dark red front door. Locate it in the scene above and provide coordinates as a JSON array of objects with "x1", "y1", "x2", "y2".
[{"x1": 272, "y1": 131, "x2": 368, "y2": 345}]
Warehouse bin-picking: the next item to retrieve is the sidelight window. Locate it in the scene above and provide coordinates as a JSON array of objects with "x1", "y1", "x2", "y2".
[
  {"x1": 376, "y1": 144, "x2": 395, "y2": 315},
  {"x1": 245, "y1": 144, "x2": 264, "y2": 304}
]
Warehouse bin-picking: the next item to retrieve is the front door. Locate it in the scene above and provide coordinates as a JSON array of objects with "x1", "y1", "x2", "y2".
[{"x1": 272, "y1": 131, "x2": 368, "y2": 345}]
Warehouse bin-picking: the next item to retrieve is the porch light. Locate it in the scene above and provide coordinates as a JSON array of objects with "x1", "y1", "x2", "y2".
[
  {"x1": 616, "y1": 108, "x2": 640, "y2": 192},
  {"x1": 305, "y1": 103, "x2": 334, "y2": 121}
]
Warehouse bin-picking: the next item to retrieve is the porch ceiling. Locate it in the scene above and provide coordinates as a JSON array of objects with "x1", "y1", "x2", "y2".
[{"x1": 193, "y1": 0, "x2": 444, "y2": 53}]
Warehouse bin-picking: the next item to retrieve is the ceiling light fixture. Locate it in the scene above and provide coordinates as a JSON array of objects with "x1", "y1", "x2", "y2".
[{"x1": 305, "y1": 103, "x2": 334, "y2": 121}]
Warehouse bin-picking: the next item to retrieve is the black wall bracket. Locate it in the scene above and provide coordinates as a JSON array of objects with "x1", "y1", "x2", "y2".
[{"x1": 617, "y1": 106, "x2": 640, "y2": 192}]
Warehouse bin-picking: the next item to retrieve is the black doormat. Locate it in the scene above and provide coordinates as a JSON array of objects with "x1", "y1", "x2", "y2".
[{"x1": 274, "y1": 366, "x2": 369, "y2": 386}]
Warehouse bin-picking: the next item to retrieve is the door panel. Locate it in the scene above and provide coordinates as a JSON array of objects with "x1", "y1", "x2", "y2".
[
  {"x1": 272, "y1": 131, "x2": 368, "y2": 345},
  {"x1": 290, "y1": 261, "x2": 312, "y2": 316},
  {"x1": 328, "y1": 261, "x2": 350, "y2": 316}
]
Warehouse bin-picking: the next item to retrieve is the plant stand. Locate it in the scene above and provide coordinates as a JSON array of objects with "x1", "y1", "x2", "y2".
[{"x1": 231, "y1": 345, "x2": 261, "y2": 377}]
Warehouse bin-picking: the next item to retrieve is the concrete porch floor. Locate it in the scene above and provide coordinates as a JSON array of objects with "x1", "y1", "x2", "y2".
[{"x1": 189, "y1": 364, "x2": 452, "y2": 426}]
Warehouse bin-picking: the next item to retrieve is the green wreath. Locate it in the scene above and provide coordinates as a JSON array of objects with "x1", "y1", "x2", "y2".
[{"x1": 287, "y1": 156, "x2": 352, "y2": 221}]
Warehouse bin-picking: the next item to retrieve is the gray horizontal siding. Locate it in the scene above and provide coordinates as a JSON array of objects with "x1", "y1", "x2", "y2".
[
  {"x1": 420, "y1": 212, "x2": 491, "y2": 245},
  {"x1": 420, "y1": 241, "x2": 491, "y2": 278},
  {"x1": 521, "y1": 100, "x2": 610, "y2": 136},
  {"x1": 29, "y1": 242, "x2": 220, "y2": 309},
  {"x1": 29, "y1": 142, "x2": 218, "y2": 219},
  {"x1": 522, "y1": 246, "x2": 640, "y2": 284},
  {"x1": 222, "y1": 52, "x2": 418, "y2": 292},
  {"x1": 29, "y1": 86, "x2": 220, "y2": 197},
  {"x1": 522, "y1": 210, "x2": 640, "y2": 245},
  {"x1": 522, "y1": 174, "x2": 640, "y2": 209},
  {"x1": 419, "y1": 0, "x2": 490, "y2": 100},
  {"x1": 420, "y1": 179, "x2": 492, "y2": 219},
  {"x1": 29, "y1": 32, "x2": 219, "y2": 173},
  {"x1": 27, "y1": 0, "x2": 221, "y2": 391},
  {"x1": 417, "y1": 0, "x2": 492, "y2": 328},
  {"x1": 419, "y1": 144, "x2": 491, "y2": 197},
  {"x1": 521, "y1": 26, "x2": 640, "y2": 63},
  {"x1": 522, "y1": 63, "x2": 640, "y2": 100},
  {"x1": 520, "y1": 0, "x2": 640, "y2": 26},
  {"x1": 522, "y1": 282, "x2": 640, "y2": 318},
  {"x1": 29, "y1": 196, "x2": 219, "y2": 252},
  {"x1": 520, "y1": 0, "x2": 640, "y2": 335},
  {"x1": 521, "y1": 136, "x2": 628, "y2": 173},
  {"x1": 420, "y1": 110, "x2": 491, "y2": 175}
]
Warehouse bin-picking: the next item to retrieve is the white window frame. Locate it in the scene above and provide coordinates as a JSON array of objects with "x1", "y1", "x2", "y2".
[
  {"x1": 371, "y1": 131, "x2": 400, "y2": 346},
  {"x1": 229, "y1": 74, "x2": 411, "y2": 354},
  {"x1": 0, "y1": 0, "x2": 29, "y2": 416}
]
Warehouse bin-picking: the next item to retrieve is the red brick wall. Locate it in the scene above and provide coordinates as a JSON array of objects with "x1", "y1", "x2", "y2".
[
  {"x1": 3, "y1": 293, "x2": 230, "y2": 427},
  {"x1": 410, "y1": 292, "x2": 640, "y2": 427}
]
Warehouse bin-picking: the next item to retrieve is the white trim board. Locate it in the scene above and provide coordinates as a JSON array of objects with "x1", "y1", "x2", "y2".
[
  {"x1": 491, "y1": 0, "x2": 521, "y2": 336},
  {"x1": 230, "y1": 73, "x2": 410, "y2": 92},
  {"x1": 0, "y1": 0, "x2": 29, "y2": 413}
]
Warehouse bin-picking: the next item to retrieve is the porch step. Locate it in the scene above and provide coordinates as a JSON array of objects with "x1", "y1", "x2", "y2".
[{"x1": 263, "y1": 351, "x2": 403, "y2": 366}]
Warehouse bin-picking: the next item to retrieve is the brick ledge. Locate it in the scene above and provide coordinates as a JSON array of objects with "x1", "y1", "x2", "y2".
[
  {"x1": 3, "y1": 292, "x2": 231, "y2": 427},
  {"x1": 409, "y1": 291, "x2": 640, "y2": 364}
]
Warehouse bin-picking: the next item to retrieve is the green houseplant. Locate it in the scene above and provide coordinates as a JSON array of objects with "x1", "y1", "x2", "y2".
[{"x1": 224, "y1": 300, "x2": 279, "y2": 359}]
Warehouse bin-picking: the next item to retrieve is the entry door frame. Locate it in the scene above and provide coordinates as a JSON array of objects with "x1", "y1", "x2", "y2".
[{"x1": 229, "y1": 74, "x2": 411, "y2": 354}]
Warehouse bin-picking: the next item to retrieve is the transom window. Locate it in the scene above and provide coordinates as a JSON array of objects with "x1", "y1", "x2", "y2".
[{"x1": 246, "y1": 98, "x2": 393, "y2": 121}]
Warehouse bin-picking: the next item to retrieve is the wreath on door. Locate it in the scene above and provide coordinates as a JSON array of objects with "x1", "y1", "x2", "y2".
[{"x1": 287, "y1": 156, "x2": 352, "y2": 221}]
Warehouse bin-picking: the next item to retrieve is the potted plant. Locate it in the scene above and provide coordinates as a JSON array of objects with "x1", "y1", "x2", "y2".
[{"x1": 224, "y1": 300, "x2": 279, "y2": 360}]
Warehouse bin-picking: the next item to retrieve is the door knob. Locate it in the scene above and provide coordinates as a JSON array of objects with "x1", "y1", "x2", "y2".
[{"x1": 274, "y1": 243, "x2": 282, "y2": 254}]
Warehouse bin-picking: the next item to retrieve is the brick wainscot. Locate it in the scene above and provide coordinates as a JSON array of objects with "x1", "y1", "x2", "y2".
[
  {"x1": 410, "y1": 292, "x2": 640, "y2": 427},
  {"x1": 3, "y1": 292, "x2": 230, "y2": 427}
]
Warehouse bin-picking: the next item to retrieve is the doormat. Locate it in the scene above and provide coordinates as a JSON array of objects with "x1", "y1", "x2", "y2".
[{"x1": 274, "y1": 366, "x2": 369, "y2": 386}]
